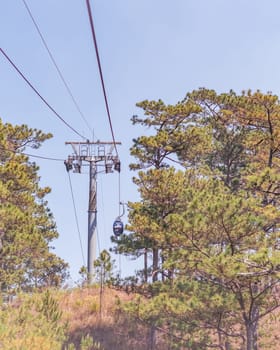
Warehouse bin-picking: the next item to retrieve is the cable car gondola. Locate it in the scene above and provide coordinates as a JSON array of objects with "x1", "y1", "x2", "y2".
[{"x1": 113, "y1": 217, "x2": 124, "y2": 236}]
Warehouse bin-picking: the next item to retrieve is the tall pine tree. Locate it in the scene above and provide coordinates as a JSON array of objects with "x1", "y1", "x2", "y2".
[
  {"x1": 117, "y1": 89, "x2": 280, "y2": 350},
  {"x1": 0, "y1": 119, "x2": 68, "y2": 293}
]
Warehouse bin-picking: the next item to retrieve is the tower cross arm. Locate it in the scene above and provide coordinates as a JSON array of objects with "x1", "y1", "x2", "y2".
[{"x1": 65, "y1": 141, "x2": 121, "y2": 145}]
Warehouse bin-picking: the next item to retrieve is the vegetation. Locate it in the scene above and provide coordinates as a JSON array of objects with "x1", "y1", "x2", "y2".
[
  {"x1": 113, "y1": 89, "x2": 280, "y2": 349},
  {"x1": 1, "y1": 89, "x2": 280, "y2": 349},
  {"x1": 0, "y1": 290, "x2": 65, "y2": 350},
  {"x1": 0, "y1": 286, "x2": 279, "y2": 349},
  {"x1": 0, "y1": 119, "x2": 68, "y2": 295}
]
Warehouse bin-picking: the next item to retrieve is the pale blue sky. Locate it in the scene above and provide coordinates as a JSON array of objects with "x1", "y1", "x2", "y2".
[{"x1": 1, "y1": 0, "x2": 280, "y2": 283}]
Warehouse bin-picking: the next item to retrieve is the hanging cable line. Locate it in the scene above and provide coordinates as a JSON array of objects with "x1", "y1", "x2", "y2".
[
  {"x1": 0, "y1": 146, "x2": 86, "y2": 267},
  {"x1": 0, "y1": 48, "x2": 87, "y2": 140},
  {"x1": 0, "y1": 144, "x2": 64, "y2": 162},
  {"x1": 67, "y1": 172, "x2": 86, "y2": 266},
  {"x1": 118, "y1": 172, "x2": 121, "y2": 216},
  {"x1": 96, "y1": 225, "x2": 101, "y2": 257},
  {"x1": 118, "y1": 171, "x2": 122, "y2": 277},
  {"x1": 85, "y1": 0, "x2": 118, "y2": 156},
  {"x1": 21, "y1": 0, "x2": 93, "y2": 135},
  {"x1": 99, "y1": 177, "x2": 106, "y2": 232},
  {"x1": 23, "y1": 152, "x2": 64, "y2": 162}
]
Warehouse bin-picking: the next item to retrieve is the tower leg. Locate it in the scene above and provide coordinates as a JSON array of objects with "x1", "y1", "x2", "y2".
[{"x1": 88, "y1": 161, "x2": 97, "y2": 283}]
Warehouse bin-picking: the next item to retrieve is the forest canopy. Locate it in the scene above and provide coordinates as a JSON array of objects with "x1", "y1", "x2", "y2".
[
  {"x1": 0, "y1": 119, "x2": 68, "y2": 293},
  {"x1": 112, "y1": 89, "x2": 280, "y2": 350}
]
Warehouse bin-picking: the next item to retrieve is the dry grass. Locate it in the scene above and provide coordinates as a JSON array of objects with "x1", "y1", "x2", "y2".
[
  {"x1": 58, "y1": 286, "x2": 280, "y2": 350},
  {"x1": 59, "y1": 286, "x2": 151, "y2": 350},
  {"x1": 1, "y1": 286, "x2": 279, "y2": 349}
]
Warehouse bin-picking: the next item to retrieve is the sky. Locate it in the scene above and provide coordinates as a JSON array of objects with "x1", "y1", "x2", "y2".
[{"x1": 1, "y1": 0, "x2": 280, "y2": 284}]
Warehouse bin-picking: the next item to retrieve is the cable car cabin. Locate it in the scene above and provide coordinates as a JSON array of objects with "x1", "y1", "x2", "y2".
[{"x1": 113, "y1": 218, "x2": 124, "y2": 236}]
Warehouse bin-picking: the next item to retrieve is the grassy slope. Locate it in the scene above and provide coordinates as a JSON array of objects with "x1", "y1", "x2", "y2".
[
  {"x1": 1, "y1": 286, "x2": 279, "y2": 349},
  {"x1": 59, "y1": 286, "x2": 280, "y2": 350},
  {"x1": 60, "y1": 286, "x2": 157, "y2": 350}
]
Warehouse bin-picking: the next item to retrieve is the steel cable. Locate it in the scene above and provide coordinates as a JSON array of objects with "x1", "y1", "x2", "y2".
[
  {"x1": 21, "y1": 0, "x2": 93, "y2": 135},
  {"x1": 0, "y1": 48, "x2": 87, "y2": 140},
  {"x1": 85, "y1": 0, "x2": 119, "y2": 156}
]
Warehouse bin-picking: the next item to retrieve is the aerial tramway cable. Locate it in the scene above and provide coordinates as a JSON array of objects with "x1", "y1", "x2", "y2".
[
  {"x1": 118, "y1": 172, "x2": 122, "y2": 277},
  {"x1": 0, "y1": 48, "x2": 87, "y2": 140},
  {"x1": 85, "y1": 0, "x2": 124, "y2": 242},
  {"x1": 0, "y1": 144, "x2": 86, "y2": 267},
  {"x1": 85, "y1": 0, "x2": 119, "y2": 156},
  {"x1": 0, "y1": 144, "x2": 64, "y2": 162},
  {"x1": 21, "y1": 0, "x2": 93, "y2": 135},
  {"x1": 67, "y1": 172, "x2": 86, "y2": 267}
]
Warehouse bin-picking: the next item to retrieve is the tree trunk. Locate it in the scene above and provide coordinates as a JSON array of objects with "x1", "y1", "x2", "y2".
[
  {"x1": 225, "y1": 340, "x2": 230, "y2": 350},
  {"x1": 152, "y1": 248, "x2": 159, "y2": 282},
  {"x1": 161, "y1": 254, "x2": 165, "y2": 282},
  {"x1": 148, "y1": 325, "x2": 156, "y2": 350},
  {"x1": 245, "y1": 320, "x2": 258, "y2": 350},
  {"x1": 99, "y1": 265, "x2": 104, "y2": 320},
  {"x1": 144, "y1": 249, "x2": 148, "y2": 283}
]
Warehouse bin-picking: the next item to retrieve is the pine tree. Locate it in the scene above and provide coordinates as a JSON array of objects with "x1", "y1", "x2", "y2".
[
  {"x1": 0, "y1": 119, "x2": 68, "y2": 293},
  {"x1": 119, "y1": 90, "x2": 280, "y2": 349}
]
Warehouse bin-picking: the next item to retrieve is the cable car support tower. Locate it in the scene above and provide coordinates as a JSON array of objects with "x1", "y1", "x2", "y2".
[{"x1": 65, "y1": 141, "x2": 121, "y2": 283}]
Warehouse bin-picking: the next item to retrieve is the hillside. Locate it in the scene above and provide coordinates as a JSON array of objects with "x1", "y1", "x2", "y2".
[
  {"x1": 61, "y1": 287, "x2": 280, "y2": 350},
  {"x1": 1, "y1": 286, "x2": 279, "y2": 350},
  {"x1": 0, "y1": 286, "x2": 165, "y2": 350},
  {"x1": 60, "y1": 286, "x2": 154, "y2": 350}
]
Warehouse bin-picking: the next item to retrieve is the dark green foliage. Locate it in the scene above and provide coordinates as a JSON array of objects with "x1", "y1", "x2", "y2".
[
  {"x1": 0, "y1": 118, "x2": 68, "y2": 293},
  {"x1": 115, "y1": 89, "x2": 280, "y2": 349}
]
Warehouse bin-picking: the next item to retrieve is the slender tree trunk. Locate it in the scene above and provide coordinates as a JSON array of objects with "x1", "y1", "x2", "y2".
[
  {"x1": 218, "y1": 329, "x2": 222, "y2": 349},
  {"x1": 99, "y1": 265, "x2": 103, "y2": 320},
  {"x1": 245, "y1": 320, "x2": 258, "y2": 350},
  {"x1": 148, "y1": 325, "x2": 156, "y2": 350},
  {"x1": 252, "y1": 302, "x2": 259, "y2": 350},
  {"x1": 225, "y1": 340, "x2": 230, "y2": 350},
  {"x1": 161, "y1": 254, "x2": 165, "y2": 281},
  {"x1": 144, "y1": 249, "x2": 148, "y2": 283},
  {"x1": 242, "y1": 284, "x2": 259, "y2": 350},
  {"x1": 152, "y1": 248, "x2": 159, "y2": 282}
]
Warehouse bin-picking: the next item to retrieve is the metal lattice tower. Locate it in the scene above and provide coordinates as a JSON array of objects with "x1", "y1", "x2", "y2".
[{"x1": 65, "y1": 141, "x2": 121, "y2": 282}]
